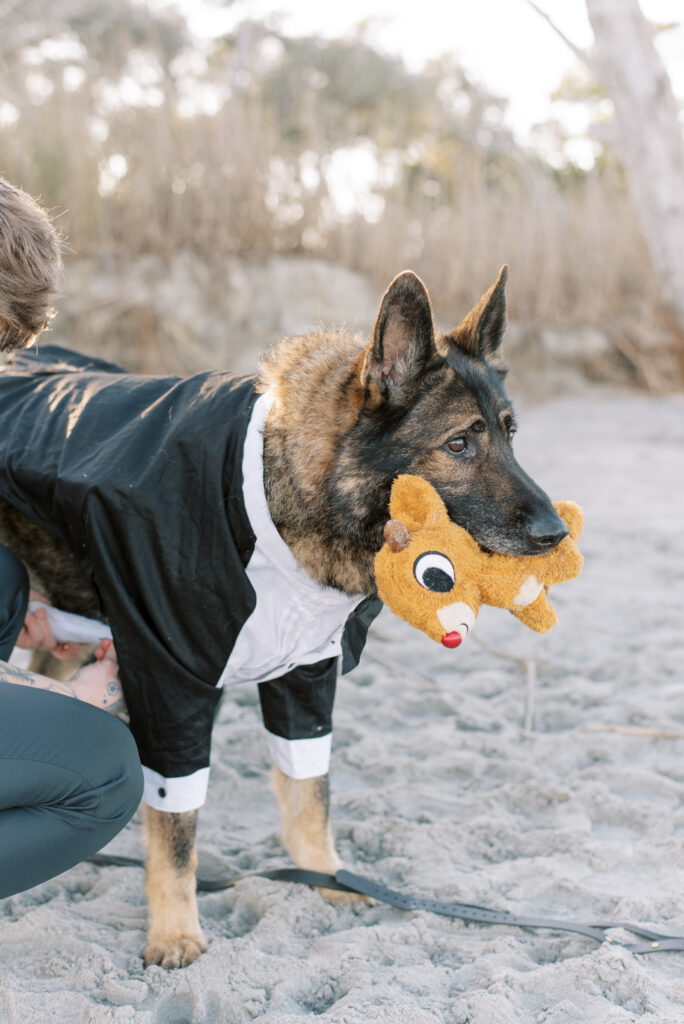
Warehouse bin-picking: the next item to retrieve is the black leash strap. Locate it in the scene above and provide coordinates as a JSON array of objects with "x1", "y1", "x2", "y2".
[
  {"x1": 87, "y1": 855, "x2": 684, "y2": 954},
  {"x1": 87, "y1": 854, "x2": 356, "y2": 894},
  {"x1": 336, "y1": 871, "x2": 684, "y2": 954}
]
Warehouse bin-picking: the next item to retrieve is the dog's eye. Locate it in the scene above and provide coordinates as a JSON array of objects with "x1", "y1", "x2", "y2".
[
  {"x1": 414, "y1": 552, "x2": 455, "y2": 592},
  {"x1": 503, "y1": 415, "x2": 517, "y2": 442},
  {"x1": 445, "y1": 437, "x2": 467, "y2": 454}
]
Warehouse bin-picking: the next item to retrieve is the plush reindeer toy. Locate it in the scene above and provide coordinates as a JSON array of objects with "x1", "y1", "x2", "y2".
[{"x1": 375, "y1": 475, "x2": 584, "y2": 648}]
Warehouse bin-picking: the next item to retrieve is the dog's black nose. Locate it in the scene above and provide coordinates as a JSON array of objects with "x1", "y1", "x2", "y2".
[{"x1": 527, "y1": 512, "x2": 568, "y2": 551}]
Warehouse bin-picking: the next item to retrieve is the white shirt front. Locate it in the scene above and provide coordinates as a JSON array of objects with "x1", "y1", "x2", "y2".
[{"x1": 217, "y1": 390, "x2": 365, "y2": 688}]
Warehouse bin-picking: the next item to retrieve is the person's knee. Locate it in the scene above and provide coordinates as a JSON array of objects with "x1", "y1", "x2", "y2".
[
  {"x1": 122, "y1": 733, "x2": 144, "y2": 821},
  {"x1": 107, "y1": 721, "x2": 144, "y2": 828},
  {"x1": 74, "y1": 711, "x2": 143, "y2": 832}
]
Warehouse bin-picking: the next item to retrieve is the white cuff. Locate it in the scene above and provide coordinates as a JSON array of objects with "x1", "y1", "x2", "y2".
[
  {"x1": 142, "y1": 765, "x2": 210, "y2": 812},
  {"x1": 266, "y1": 731, "x2": 332, "y2": 779},
  {"x1": 28, "y1": 602, "x2": 112, "y2": 644}
]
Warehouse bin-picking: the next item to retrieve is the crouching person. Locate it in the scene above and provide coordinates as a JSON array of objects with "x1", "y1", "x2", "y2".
[{"x1": 0, "y1": 178, "x2": 142, "y2": 898}]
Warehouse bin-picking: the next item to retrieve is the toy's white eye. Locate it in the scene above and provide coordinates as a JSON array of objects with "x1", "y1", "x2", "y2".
[{"x1": 413, "y1": 552, "x2": 455, "y2": 592}]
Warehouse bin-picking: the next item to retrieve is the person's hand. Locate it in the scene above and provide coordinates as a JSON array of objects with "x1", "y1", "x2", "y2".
[
  {"x1": 93, "y1": 636, "x2": 118, "y2": 667},
  {"x1": 69, "y1": 638, "x2": 127, "y2": 716},
  {"x1": 15, "y1": 590, "x2": 81, "y2": 660}
]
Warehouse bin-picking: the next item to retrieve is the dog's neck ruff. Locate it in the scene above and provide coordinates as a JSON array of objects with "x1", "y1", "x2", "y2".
[{"x1": 218, "y1": 390, "x2": 366, "y2": 689}]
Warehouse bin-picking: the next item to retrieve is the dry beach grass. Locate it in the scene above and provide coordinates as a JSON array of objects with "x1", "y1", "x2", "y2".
[{"x1": 2, "y1": 16, "x2": 678, "y2": 380}]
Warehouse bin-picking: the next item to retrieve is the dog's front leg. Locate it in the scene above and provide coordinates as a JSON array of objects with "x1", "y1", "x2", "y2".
[
  {"x1": 271, "y1": 766, "x2": 340, "y2": 873},
  {"x1": 142, "y1": 805, "x2": 207, "y2": 969},
  {"x1": 272, "y1": 766, "x2": 366, "y2": 904}
]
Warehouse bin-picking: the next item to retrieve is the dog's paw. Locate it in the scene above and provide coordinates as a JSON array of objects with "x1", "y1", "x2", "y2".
[
  {"x1": 316, "y1": 885, "x2": 372, "y2": 907},
  {"x1": 143, "y1": 931, "x2": 208, "y2": 969}
]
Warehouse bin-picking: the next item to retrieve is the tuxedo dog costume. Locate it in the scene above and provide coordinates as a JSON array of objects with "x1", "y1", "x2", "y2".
[{"x1": 0, "y1": 346, "x2": 381, "y2": 812}]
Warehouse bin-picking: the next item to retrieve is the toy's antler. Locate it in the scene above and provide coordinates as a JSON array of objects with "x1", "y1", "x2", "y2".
[{"x1": 383, "y1": 519, "x2": 411, "y2": 552}]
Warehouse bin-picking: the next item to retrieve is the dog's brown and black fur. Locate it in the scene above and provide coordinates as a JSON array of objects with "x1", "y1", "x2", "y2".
[{"x1": 0, "y1": 181, "x2": 567, "y2": 969}]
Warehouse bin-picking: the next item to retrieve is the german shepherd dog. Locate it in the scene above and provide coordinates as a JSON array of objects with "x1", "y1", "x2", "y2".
[{"x1": 0, "y1": 181, "x2": 567, "y2": 968}]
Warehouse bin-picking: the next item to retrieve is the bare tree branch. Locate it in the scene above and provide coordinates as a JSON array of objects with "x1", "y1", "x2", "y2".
[
  {"x1": 524, "y1": 0, "x2": 594, "y2": 69},
  {"x1": 528, "y1": 0, "x2": 684, "y2": 334}
]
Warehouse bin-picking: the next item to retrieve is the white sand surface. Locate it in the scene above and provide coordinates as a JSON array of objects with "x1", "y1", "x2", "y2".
[{"x1": 2, "y1": 390, "x2": 684, "y2": 1024}]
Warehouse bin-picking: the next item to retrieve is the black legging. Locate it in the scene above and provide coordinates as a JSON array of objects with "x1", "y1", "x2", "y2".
[
  {"x1": 0, "y1": 542, "x2": 29, "y2": 660},
  {"x1": 0, "y1": 544, "x2": 142, "y2": 898}
]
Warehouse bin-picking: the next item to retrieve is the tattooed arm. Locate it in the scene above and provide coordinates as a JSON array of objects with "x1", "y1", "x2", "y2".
[{"x1": 0, "y1": 639, "x2": 127, "y2": 715}]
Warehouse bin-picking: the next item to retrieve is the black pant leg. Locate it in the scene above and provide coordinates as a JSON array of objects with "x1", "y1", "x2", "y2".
[{"x1": 258, "y1": 657, "x2": 337, "y2": 779}]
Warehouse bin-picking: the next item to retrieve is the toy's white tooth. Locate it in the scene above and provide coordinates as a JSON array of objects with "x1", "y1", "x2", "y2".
[
  {"x1": 513, "y1": 575, "x2": 544, "y2": 607},
  {"x1": 437, "y1": 602, "x2": 476, "y2": 636}
]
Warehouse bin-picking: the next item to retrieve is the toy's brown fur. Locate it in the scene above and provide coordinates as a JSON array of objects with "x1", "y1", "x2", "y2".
[
  {"x1": 1, "y1": 180, "x2": 568, "y2": 969},
  {"x1": 375, "y1": 475, "x2": 584, "y2": 644}
]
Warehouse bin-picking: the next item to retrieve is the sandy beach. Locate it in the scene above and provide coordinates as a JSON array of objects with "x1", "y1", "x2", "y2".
[{"x1": 2, "y1": 388, "x2": 684, "y2": 1024}]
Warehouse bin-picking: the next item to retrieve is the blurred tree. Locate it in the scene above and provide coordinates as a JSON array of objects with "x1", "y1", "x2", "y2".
[
  {"x1": 213, "y1": 23, "x2": 517, "y2": 155},
  {"x1": 528, "y1": 0, "x2": 684, "y2": 336},
  {"x1": 585, "y1": 0, "x2": 684, "y2": 336},
  {"x1": 0, "y1": 2, "x2": 674, "y2": 371},
  {"x1": 0, "y1": 0, "x2": 188, "y2": 67}
]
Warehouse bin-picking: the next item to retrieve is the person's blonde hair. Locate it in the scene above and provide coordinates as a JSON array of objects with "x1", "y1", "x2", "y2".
[{"x1": 0, "y1": 178, "x2": 62, "y2": 351}]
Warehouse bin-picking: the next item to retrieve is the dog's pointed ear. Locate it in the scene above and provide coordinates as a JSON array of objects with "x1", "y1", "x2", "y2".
[
  {"x1": 362, "y1": 270, "x2": 436, "y2": 404},
  {"x1": 447, "y1": 265, "x2": 508, "y2": 365}
]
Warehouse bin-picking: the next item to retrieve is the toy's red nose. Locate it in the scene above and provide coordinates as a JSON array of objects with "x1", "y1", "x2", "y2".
[{"x1": 441, "y1": 631, "x2": 462, "y2": 649}]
